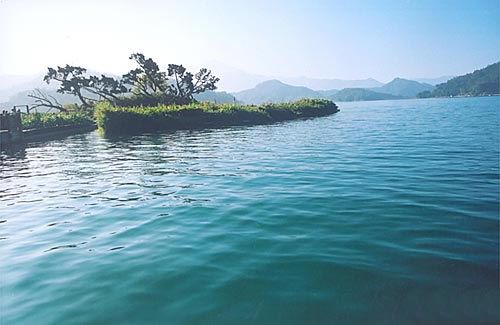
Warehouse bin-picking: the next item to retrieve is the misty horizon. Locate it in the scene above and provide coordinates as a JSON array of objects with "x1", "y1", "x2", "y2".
[{"x1": 0, "y1": 56, "x2": 491, "y2": 93}]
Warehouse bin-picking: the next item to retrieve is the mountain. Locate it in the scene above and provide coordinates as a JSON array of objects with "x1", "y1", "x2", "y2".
[
  {"x1": 233, "y1": 80, "x2": 323, "y2": 104},
  {"x1": 423, "y1": 62, "x2": 500, "y2": 97},
  {"x1": 203, "y1": 62, "x2": 268, "y2": 92},
  {"x1": 373, "y1": 78, "x2": 434, "y2": 98},
  {"x1": 0, "y1": 70, "x2": 121, "y2": 106},
  {"x1": 231, "y1": 79, "x2": 416, "y2": 104},
  {"x1": 316, "y1": 89, "x2": 339, "y2": 97},
  {"x1": 414, "y1": 76, "x2": 454, "y2": 86},
  {"x1": 0, "y1": 88, "x2": 95, "y2": 112},
  {"x1": 0, "y1": 75, "x2": 38, "y2": 93},
  {"x1": 1, "y1": 88, "x2": 240, "y2": 110},
  {"x1": 203, "y1": 61, "x2": 384, "y2": 92},
  {"x1": 331, "y1": 88, "x2": 405, "y2": 102},
  {"x1": 281, "y1": 76, "x2": 383, "y2": 90},
  {"x1": 0, "y1": 73, "x2": 52, "y2": 102},
  {"x1": 194, "y1": 90, "x2": 239, "y2": 104}
]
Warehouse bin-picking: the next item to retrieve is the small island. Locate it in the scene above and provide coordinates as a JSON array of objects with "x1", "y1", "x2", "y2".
[
  {"x1": 95, "y1": 99, "x2": 338, "y2": 135},
  {"x1": 0, "y1": 53, "x2": 338, "y2": 144}
]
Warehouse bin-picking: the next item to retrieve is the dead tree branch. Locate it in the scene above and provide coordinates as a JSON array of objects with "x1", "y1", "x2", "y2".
[{"x1": 27, "y1": 89, "x2": 68, "y2": 112}]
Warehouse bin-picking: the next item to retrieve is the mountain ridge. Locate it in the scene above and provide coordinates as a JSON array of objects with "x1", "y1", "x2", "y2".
[
  {"x1": 331, "y1": 88, "x2": 405, "y2": 102},
  {"x1": 233, "y1": 80, "x2": 323, "y2": 104},
  {"x1": 372, "y1": 78, "x2": 434, "y2": 98},
  {"x1": 232, "y1": 79, "x2": 412, "y2": 104},
  {"x1": 281, "y1": 76, "x2": 383, "y2": 90},
  {"x1": 419, "y1": 62, "x2": 500, "y2": 97}
]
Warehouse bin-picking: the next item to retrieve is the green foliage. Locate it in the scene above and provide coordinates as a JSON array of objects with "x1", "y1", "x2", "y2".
[
  {"x1": 44, "y1": 65, "x2": 95, "y2": 108},
  {"x1": 424, "y1": 62, "x2": 499, "y2": 97},
  {"x1": 167, "y1": 65, "x2": 219, "y2": 100},
  {"x1": 122, "y1": 53, "x2": 220, "y2": 103},
  {"x1": 41, "y1": 53, "x2": 220, "y2": 111},
  {"x1": 115, "y1": 93, "x2": 192, "y2": 107},
  {"x1": 43, "y1": 65, "x2": 127, "y2": 110},
  {"x1": 95, "y1": 98, "x2": 338, "y2": 135},
  {"x1": 87, "y1": 75, "x2": 128, "y2": 102},
  {"x1": 416, "y1": 90, "x2": 432, "y2": 98},
  {"x1": 21, "y1": 112, "x2": 94, "y2": 130},
  {"x1": 63, "y1": 103, "x2": 84, "y2": 111},
  {"x1": 122, "y1": 53, "x2": 168, "y2": 96}
]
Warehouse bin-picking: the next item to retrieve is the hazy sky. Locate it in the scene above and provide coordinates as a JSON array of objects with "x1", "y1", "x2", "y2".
[{"x1": 0, "y1": 0, "x2": 498, "y2": 81}]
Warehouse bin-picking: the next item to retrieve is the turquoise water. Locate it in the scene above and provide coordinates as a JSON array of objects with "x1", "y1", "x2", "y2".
[{"x1": 1, "y1": 97, "x2": 499, "y2": 324}]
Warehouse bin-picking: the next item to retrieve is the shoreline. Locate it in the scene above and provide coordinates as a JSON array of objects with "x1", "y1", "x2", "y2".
[
  {"x1": 1, "y1": 99, "x2": 338, "y2": 147},
  {"x1": 0, "y1": 124, "x2": 96, "y2": 147},
  {"x1": 95, "y1": 99, "x2": 339, "y2": 135}
]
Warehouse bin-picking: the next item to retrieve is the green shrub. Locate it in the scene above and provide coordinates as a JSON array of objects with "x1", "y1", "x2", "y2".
[
  {"x1": 95, "y1": 98, "x2": 338, "y2": 135},
  {"x1": 115, "y1": 93, "x2": 192, "y2": 107},
  {"x1": 22, "y1": 111, "x2": 95, "y2": 130}
]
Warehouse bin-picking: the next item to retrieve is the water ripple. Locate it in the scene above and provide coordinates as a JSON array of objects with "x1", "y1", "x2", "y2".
[{"x1": 1, "y1": 97, "x2": 499, "y2": 324}]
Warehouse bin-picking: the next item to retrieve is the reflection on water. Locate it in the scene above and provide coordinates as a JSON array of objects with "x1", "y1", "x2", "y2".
[{"x1": 1, "y1": 97, "x2": 499, "y2": 324}]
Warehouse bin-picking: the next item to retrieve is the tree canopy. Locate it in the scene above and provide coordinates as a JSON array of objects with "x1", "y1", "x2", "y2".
[
  {"x1": 122, "y1": 53, "x2": 168, "y2": 96},
  {"x1": 43, "y1": 65, "x2": 94, "y2": 108},
  {"x1": 417, "y1": 62, "x2": 499, "y2": 98},
  {"x1": 40, "y1": 53, "x2": 220, "y2": 111}
]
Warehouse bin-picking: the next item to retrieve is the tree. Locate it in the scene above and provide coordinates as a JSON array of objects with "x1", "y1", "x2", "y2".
[
  {"x1": 193, "y1": 68, "x2": 220, "y2": 95},
  {"x1": 167, "y1": 64, "x2": 219, "y2": 100},
  {"x1": 122, "y1": 53, "x2": 220, "y2": 101},
  {"x1": 44, "y1": 65, "x2": 127, "y2": 109},
  {"x1": 86, "y1": 75, "x2": 128, "y2": 102},
  {"x1": 44, "y1": 65, "x2": 94, "y2": 108},
  {"x1": 122, "y1": 53, "x2": 168, "y2": 96},
  {"x1": 40, "y1": 53, "x2": 221, "y2": 110},
  {"x1": 28, "y1": 88, "x2": 67, "y2": 112},
  {"x1": 167, "y1": 64, "x2": 192, "y2": 98},
  {"x1": 416, "y1": 90, "x2": 432, "y2": 98},
  {"x1": 431, "y1": 62, "x2": 499, "y2": 97}
]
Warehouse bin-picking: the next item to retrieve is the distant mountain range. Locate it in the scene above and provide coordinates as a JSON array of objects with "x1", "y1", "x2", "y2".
[
  {"x1": 0, "y1": 87, "x2": 239, "y2": 111},
  {"x1": 0, "y1": 77, "x2": 437, "y2": 109},
  {"x1": 233, "y1": 80, "x2": 324, "y2": 104},
  {"x1": 205, "y1": 61, "x2": 386, "y2": 92},
  {"x1": 372, "y1": 78, "x2": 434, "y2": 98},
  {"x1": 414, "y1": 76, "x2": 454, "y2": 86},
  {"x1": 281, "y1": 76, "x2": 383, "y2": 90},
  {"x1": 4, "y1": 88, "x2": 81, "y2": 109},
  {"x1": 1, "y1": 63, "x2": 494, "y2": 108},
  {"x1": 418, "y1": 62, "x2": 499, "y2": 98},
  {"x1": 331, "y1": 88, "x2": 404, "y2": 102},
  {"x1": 231, "y1": 78, "x2": 434, "y2": 104},
  {"x1": 0, "y1": 73, "x2": 54, "y2": 103}
]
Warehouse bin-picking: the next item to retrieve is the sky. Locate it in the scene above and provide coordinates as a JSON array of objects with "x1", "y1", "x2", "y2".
[{"x1": 0, "y1": 0, "x2": 499, "y2": 83}]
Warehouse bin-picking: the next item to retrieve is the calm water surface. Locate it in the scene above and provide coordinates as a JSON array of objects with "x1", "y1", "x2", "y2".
[{"x1": 1, "y1": 97, "x2": 499, "y2": 324}]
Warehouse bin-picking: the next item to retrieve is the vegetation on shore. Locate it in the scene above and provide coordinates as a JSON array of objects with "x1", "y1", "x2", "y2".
[
  {"x1": 21, "y1": 111, "x2": 94, "y2": 130},
  {"x1": 33, "y1": 53, "x2": 220, "y2": 112},
  {"x1": 95, "y1": 99, "x2": 338, "y2": 134},
  {"x1": 16, "y1": 54, "x2": 339, "y2": 135},
  {"x1": 417, "y1": 62, "x2": 499, "y2": 98}
]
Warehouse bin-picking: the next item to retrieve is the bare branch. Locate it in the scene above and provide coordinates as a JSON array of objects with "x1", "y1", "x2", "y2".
[{"x1": 28, "y1": 89, "x2": 68, "y2": 112}]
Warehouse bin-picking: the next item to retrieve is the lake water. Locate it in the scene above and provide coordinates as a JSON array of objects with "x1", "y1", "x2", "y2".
[{"x1": 1, "y1": 97, "x2": 499, "y2": 324}]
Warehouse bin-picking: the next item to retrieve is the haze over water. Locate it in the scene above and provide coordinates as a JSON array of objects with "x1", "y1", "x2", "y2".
[{"x1": 1, "y1": 97, "x2": 499, "y2": 324}]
